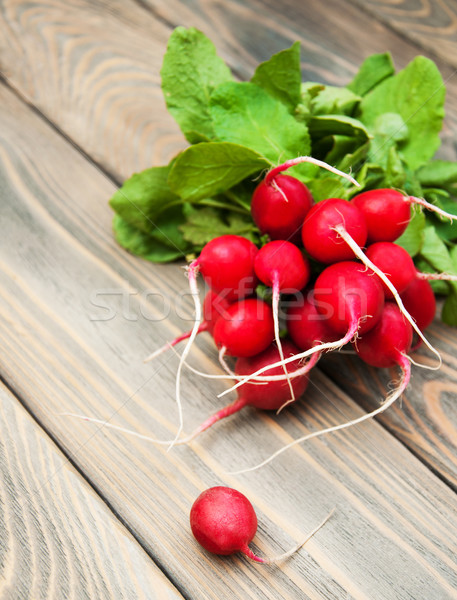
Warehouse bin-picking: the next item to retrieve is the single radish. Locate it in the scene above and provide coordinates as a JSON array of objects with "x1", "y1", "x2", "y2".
[
  {"x1": 190, "y1": 486, "x2": 334, "y2": 563},
  {"x1": 287, "y1": 291, "x2": 339, "y2": 351},
  {"x1": 254, "y1": 240, "x2": 311, "y2": 402},
  {"x1": 355, "y1": 302, "x2": 413, "y2": 368},
  {"x1": 228, "y1": 303, "x2": 413, "y2": 475},
  {"x1": 250, "y1": 155, "x2": 359, "y2": 243},
  {"x1": 179, "y1": 341, "x2": 310, "y2": 443},
  {"x1": 400, "y1": 276, "x2": 436, "y2": 332},
  {"x1": 212, "y1": 298, "x2": 275, "y2": 358},
  {"x1": 301, "y1": 198, "x2": 368, "y2": 264},
  {"x1": 144, "y1": 290, "x2": 233, "y2": 362},
  {"x1": 190, "y1": 234, "x2": 259, "y2": 301},
  {"x1": 351, "y1": 188, "x2": 456, "y2": 244},
  {"x1": 217, "y1": 262, "x2": 385, "y2": 401},
  {"x1": 364, "y1": 242, "x2": 417, "y2": 299},
  {"x1": 251, "y1": 174, "x2": 313, "y2": 243}
]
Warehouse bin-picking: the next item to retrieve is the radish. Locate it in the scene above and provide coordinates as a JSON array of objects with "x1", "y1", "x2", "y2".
[
  {"x1": 355, "y1": 302, "x2": 413, "y2": 368},
  {"x1": 251, "y1": 155, "x2": 359, "y2": 244},
  {"x1": 190, "y1": 486, "x2": 334, "y2": 563},
  {"x1": 254, "y1": 240, "x2": 311, "y2": 402},
  {"x1": 287, "y1": 291, "x2": 339, "y2": 351},
  {"x1": 251, "y1": 174, "x2": 313, "y2": 243},
  {"x1": 212, "y1": 298, "x2": 275, "y2": 358},
  {"x1": 144, "y1": 290, "x2": 233, "y2": 362},
  {"x1": 351, "y1": 188, "x2": 456, "y2": 244},
  {"x1": 400, "y1": 276, "x2": 437, "y2": 351},
  {"x1": 190, "y1": 234, "x2": 259, "y2": 301},
  {"x1": 227, "y1": 303, "x2": 414, "y2": 475},
  {"x1": 400, "y1": 276, "x2": 436, "y2": 332},
  {"x1": 364, "y1": 242, "x2": 417, "y2": 299},
  {"x1": 301, "y1": 198, "x2": 368, "y2": 264}
]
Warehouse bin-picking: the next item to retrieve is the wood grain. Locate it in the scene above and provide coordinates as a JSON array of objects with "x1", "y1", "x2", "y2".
[
  {"x1": 0, "y1": 382, "x2": 184, "y2": 600},
  {"x1": 353, "y1": 0, "x2": 457, "y2": 69},
  {"x1": 0, "y1": 0, "x2": 456, "y2": 183},
  {"x1": 1, "y1": 73, "x2": 457, "y2": 599},
  {"x1": 320, "y1": 321, "x2": 457, "y2": 490}
]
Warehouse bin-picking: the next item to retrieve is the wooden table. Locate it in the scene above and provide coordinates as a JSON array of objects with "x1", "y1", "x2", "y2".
[{"x1": 1, "y1": 1, "x2": 457, "y2": 598}]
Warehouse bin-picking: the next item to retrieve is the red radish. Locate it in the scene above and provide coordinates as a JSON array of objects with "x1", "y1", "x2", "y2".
[
  {"x1": 251, "y1": 175, "x2": 313, "y2": 243},
  {"x1": 218, "y1": 261, "x2": 385, "y2": 401},
  {"x1": 365, "y1": 242, "x2": 417, "y2": 299},
  {"x1": 351, "y1": 188, "x2": 456, "y2": 244},
  {"x1": 251, "y1": 155, "x2": 359, "y2": 243},
  {"x1": 351, "y1": 189, "x2": 411, "y2": 243},
  {"x1": 179, "y1": 341, "x2": 310, "y2": 443},
  {"x1": 254, "y1": 240, "x2": 311, "y2": 402},
  {"x1": 287, "y1": 291, "x2": 339, "y2": 351},
  {"x1": 301, "y1": 198, "x2": 368, "y2": 264},
  {"x1": 212, "y1": 298, "x2": 275, "y2": 358},
  {"x1": 190, "y1": 486, "x2": 334, "y2": 563},
  {"x1": 400, "y1": 276, "x2": 436, "y2": 332},
  {"x1": 145, "y1": 291, "x2": 233, "y2": 362},
  {"x1": 228, "y1": 303, "x2": 413, "y2": 475},
  {"x1": 313, "y1": 261, "x2": 384, "y2": 336},
  {"x1": 355, "y1": 302, "x2": 413, "y2": 368},
  {"x1": 191, "y1": 234, "x2": 259, "y2": 301}
]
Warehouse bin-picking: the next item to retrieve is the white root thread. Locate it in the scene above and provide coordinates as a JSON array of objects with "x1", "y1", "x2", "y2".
[
  {"x1": 333, "y1": 224, "x2": 442, "y2": 370},
  {"x1": 169, "y1": 262, "x2": 202, "y2": 449},
  {"x1": 417, "y1": 271, "x2": 457, "y2": 282},
  {"x1": 272, "y1": 279, "x2": 296, "y2": 407},
  {"x1": 58, "y1": 413, "x2": 173, "y2": 445},
  {"x1": 217, "y1": 325, "x2": 357, "y2": 399},
  {"x1": 271, "y1": 179, "x2": 290, "y2": 203},
  {"x1": 410, "y1": 195, "x2": 456, "y2": 222},
  {"x1": 260, "y1": 507, "x2": 336, "y2": 564},
  {"x1": 226, "y1": 357, "x2": 411, "y2": 475},
  {"x1": 266, "y1": 156, "x2": 360, "y2": 188},
  {"x1": 144, "y1": 342, "x2": 173, "y2": 363}
]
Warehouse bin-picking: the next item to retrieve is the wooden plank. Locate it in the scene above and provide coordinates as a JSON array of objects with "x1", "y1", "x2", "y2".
[
  {"x1": 1, "y1": 76, "x2": 457, "y2": 600},
  {"x1": 0, "y1": 381, "x2": 184, "y2": 599},
  {"x1": 320, "y1": 320, "x2": 457, "y2": 490},
  {"x1": 351, "y1": 0, "x2": 457, "y2": 70},
  {"x1": 0, "y1": 0, "x2": 456, "y2": 185}
]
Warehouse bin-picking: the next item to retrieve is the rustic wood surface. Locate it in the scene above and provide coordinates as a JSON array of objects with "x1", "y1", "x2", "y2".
[
  {"x1": 1, "y1": 1, "x2": 457, "y2": 598},
  {"x1": 0, "y1": 381, "x2": 184, "y2": 600}
]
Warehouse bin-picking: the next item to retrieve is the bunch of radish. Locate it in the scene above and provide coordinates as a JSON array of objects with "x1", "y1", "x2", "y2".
[{"x1": 144, "y1": 155, "x2": 457, "y2": 464}]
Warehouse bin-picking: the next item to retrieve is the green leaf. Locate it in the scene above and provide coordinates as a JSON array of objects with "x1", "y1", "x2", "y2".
[
  {"x1": 180, "y1": 207, "x2": 259, "y2": 248},
  {"x1": 251, "y1": 41, "x2": 302, "y2": 111},
  {"x1": 311, "y1": 86, "x2": 361, "y2": 116},
  {"x1": 160, "y1": 27, "x2": 233, "y2": 143},
  {"x1": 112, "y1": 215, "x2": 184, "y2": 263},
  {"x1": 442, "y1": 288, "x2": 457, "y2": 326},
  {"x1": 420, "y1": 224, "x2": 457, "y2": 273},
  {"x1": 368, "y1": 113, "x2": 408, "y2": 169},
  {"x1": 417, "y1": 160, "x2": 457, "y2": 191},
  {"x1": 396, "y1": 208, "x2": 425, "y2": 256},
  {"x1": 308, "y1": 114, "x2": 369, "y2": 140},
  {"x1": 210, "y1": 82, "x2": 311, "y2": 162},
  {"x1": 168, "y1": 142, "x2": 270, "y2": 202},
  {"x1": 347, "y1": 53, "x2": 395, "y2": 96},
  {"x1": 109, "y1": 165, "x2": 180, "y2": 234},
  {"x1": 359, "y1": 56, "x2": 446, "y2": 170},
  {"x1": 308, "y1": 177, "x2": 351, "y2": 202}
]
